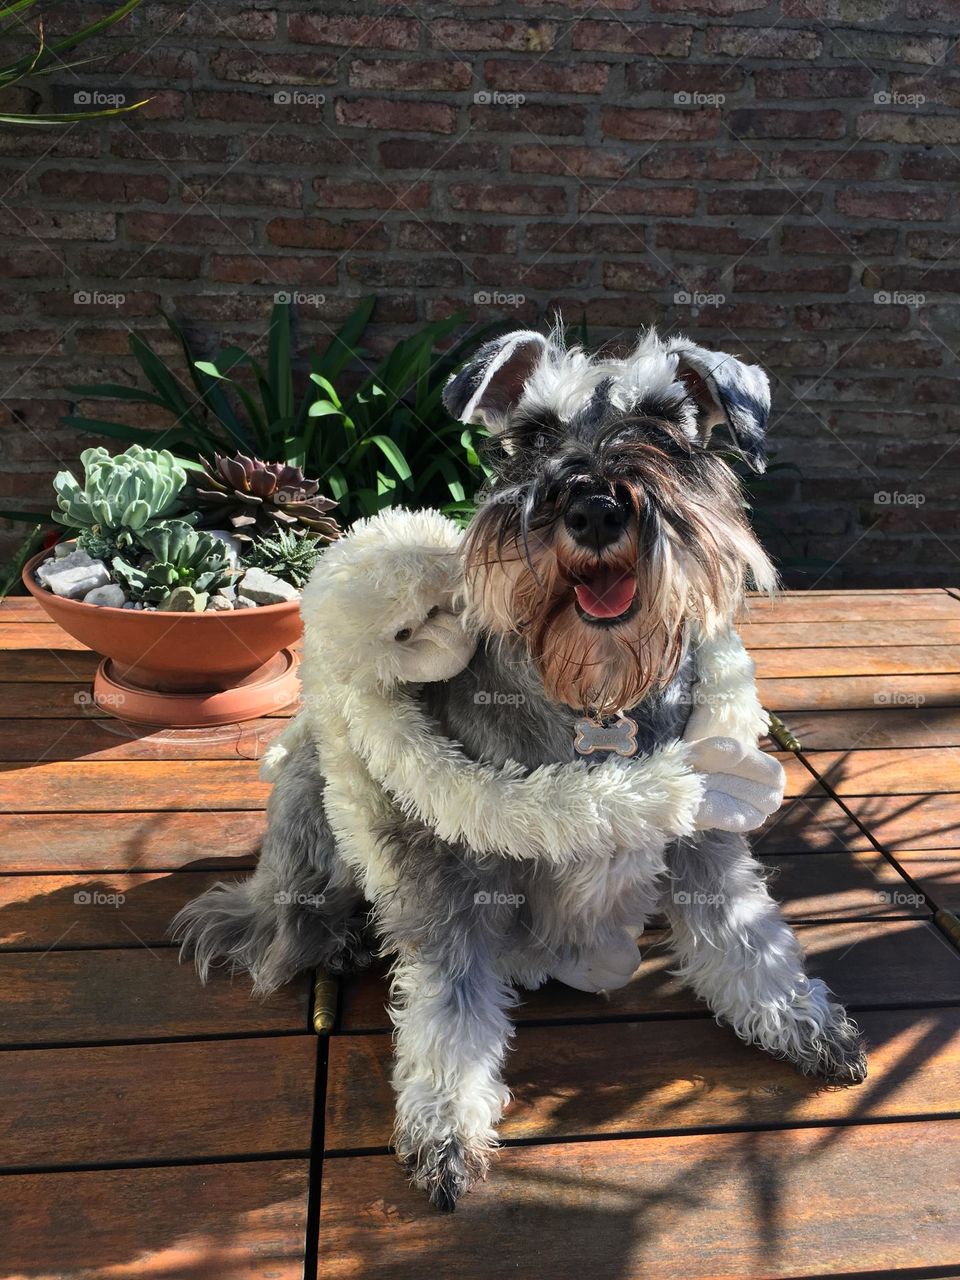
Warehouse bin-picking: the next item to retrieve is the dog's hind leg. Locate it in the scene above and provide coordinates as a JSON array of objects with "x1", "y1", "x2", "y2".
[
  {"x1": 662, "y1": 830, "x2": 867, "y2": 1084},
  {"x1": 172, "y1": 736, "x2": 371, "y2": 994}
]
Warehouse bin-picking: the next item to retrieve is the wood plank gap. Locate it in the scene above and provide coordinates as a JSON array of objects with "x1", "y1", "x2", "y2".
[{"x1": 0, "y1": 1149, "x2": 313, "y2": 1179}]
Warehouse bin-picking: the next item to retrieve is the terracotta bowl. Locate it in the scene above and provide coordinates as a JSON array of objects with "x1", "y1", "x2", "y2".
[{"x1": 23, "y1": 545, "x2": 303, "y2": 726}]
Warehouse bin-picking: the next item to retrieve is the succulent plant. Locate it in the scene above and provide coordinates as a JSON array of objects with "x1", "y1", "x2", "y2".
[
  {"x1": 112, "y1": 519, "x2": 235, "y2": 606},
  {"x1": 190, "y1": 453, "x2": 340, "y2": 544},
  {"x1": 241, "y1": 526, "x2": 326, "y2": 589},
  {"x1": 52, "y1": 445, "x2": 189, "y2": 546}
]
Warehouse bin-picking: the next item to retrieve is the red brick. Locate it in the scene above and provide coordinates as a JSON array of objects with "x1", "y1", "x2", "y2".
[
  {"x1": 73, "y1": 248, "x2": 203, "y2": 279},
  {"x1": 5, "y1": 209, "x2": 115, "y2": 240},
  {"x1": 581, "y1": 186, "x2": 698, "y2": 216},
  {"x1": 625, "y1": 64, "x2": 744, "y2": 95},
  {"x1": 125, "y1": 212, "x2": 254, "y2": 246},
  {"x1": 210, "y1": 256, "x2": 337, "y2": 286},
  {"x1": 193, "y1": 90, "x2": 328, "y2": 125},
  {"x1": 525, "y1": 223, "x2": 652, "y2": 255},
  {"x1": 652, "y1": 0, "x2": 766, "y2": 10},
  {"x1": 511, "y1": 145, "x2": 631, "y2": 180},
  {"x1": 602, "y1": 107, "x2": 720, "y2": 142},
  {"x1": 378, "y1": 140, "x2": 499, "y2": 170},
  {"x1": 549, "y1": 294, "x2": 664, "y2": 328},
  {"x1": 347, "y1": 258, "x2": 463, "y2": 287},
  {"x1": 482, "y1": 259, "x2": 591, "y2": 290},
  {"x1": 181, "y1": 174, "x2": 302, "y2": 209},
  {"x1": 686, "y1": 303, "x2": 790, "y2": 329},
  {"x1": 892, "y1": 72, "x2": 960, "y2": 111},
  {"x1": 242, "y1": 133, "x2": 362, "y2": 167},
  {"x1": 729, "y1": 108, "x2": 844, "y2": 140},
  {"x1": 734, "y1": 265, "x2": 850, "y2": 292},
  {"x1": 0, "y1": 249, "x2": 68, "y2": 278},
  {"x1": 639, "y1": 148, "x2": 759, "y2": 181},
  {"x1": 110, "y1": 130, "x2": 229, "y2": 163},
  {"x1": 209, "y1": 50, "x2": 337, "y2": 86},
  {"x1": 138, "y1": 91, "x2": 185, "y2": 121},
  {"x1": 835, "y1": 338, "x2": 942, "y2": 369},
  {"x1": 899, "y1": 150, "x2": 960, "y2": 182},
  {"x1": 705, "y1": 27, "x2": 822, "y2": 57},
  {"x1": 795, "y1": 304, "x2": 909, "y2": 331},
  {"x1": 572, "y1": 22, "x2": 693, "y2": 56},
  {"x1": 0, "y1": 130, "x2": 99, "y2": 159},
  {"x1": 0, "y1": 329, "x2": 66, "y2": 356},
  {"x1": 602, "y1": 262, "x2": 672, "y2": 291},
  {"x1": 470, "y1": 103, "x2": 586, "y2": 136},
  {"x1": 483, "y1": 59, "x2": 610, "y2": 95},
  {"x1": 781, "y1": 226, "x2": 898, "y2": 256},
  {"x1": 656, "y1": 224, "x2": 768, "y2": 255},
  {"x1": 831, "y1": 29, "x2": 948, "y2": 66},
  {"x1": 858, "y1": 111, "x2": 960, "y2": 146},
  {"x1": 336, "y1": 97, "x2": 457, "y2": 133},
  {"x1": 429, "y1": 20, "x2": 556, "y2": 52},
  {"x1": 707, "y1": 189, "x2": 823, "y2": 215},
  {"x1": 837, "y1": 189, "x2": 948, "y2": 221},
  {"x1": 38, "y1": 170, "x2": 168, "y2": 203},
  {"x1": 349, "y1": 59, "x2": 472, "y2": 91},
  {"x1": 314, "y1": 179, "x2": 431, "y2": 211},
  {"x1": 872, "y1": 266, "x2": 960, "y2": 292},
  {"x1": 109, "y1": 48, "x2": 197, "y2": 80},
  {"x1": 448, "y1": 183, "x2": 566, "y2": 215},
  {"x1": 916, "y1": 378, "x2": 960, "y2": 404},
  {"x1": 266, "y1": 218, "x2": 390, "y2": 251},
  {"x1": 906, "y1": 230, "x2": 960, "y2": 260},
  {"x1": 143, "y1": 7, "x2": 276, "y2": 40},
  {"x1": 754, "y1": 67, "x2": 873, "y2": 98},
  {"x1": 769, "y1": 150, "x2": 886, "y2": 180},
  {"x1": 397, "y1": 222, "x2": 516, "y2": 254},
  {"x1": 288, "y1": 15, "x2": 419, "y2": 49}
]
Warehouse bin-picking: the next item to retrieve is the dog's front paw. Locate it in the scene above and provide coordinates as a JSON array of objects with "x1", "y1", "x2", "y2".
[
  {"x1": 404, "y1": 1136, "x2": 487, "y2": 1212},
  {"x1": 788, "y1": 995, "x2": 868, "y2": 1085}
]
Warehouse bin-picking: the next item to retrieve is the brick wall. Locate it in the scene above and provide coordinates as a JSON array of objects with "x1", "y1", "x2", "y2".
[{"x1": 2, "y1": 1, "x2": 958, "y2": 586}]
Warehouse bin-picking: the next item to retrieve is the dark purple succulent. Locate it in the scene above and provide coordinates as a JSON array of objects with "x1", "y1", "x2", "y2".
[{"x1": 192, "y1": 453, "x2": 340, "y2": 543}]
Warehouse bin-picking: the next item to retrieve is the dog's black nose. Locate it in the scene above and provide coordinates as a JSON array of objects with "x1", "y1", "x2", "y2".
[{"x1": 563, "y1": 493, "x2": 629, "y2": 550}]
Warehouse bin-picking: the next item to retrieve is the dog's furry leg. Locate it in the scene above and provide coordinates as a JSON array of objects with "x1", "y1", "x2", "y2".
[
  {"x1": 172, "y1": 737, "x2": 371, "y2": 994},
  {"x1": 663, "y1": 830, "x2": 868, "y2": 1084}
]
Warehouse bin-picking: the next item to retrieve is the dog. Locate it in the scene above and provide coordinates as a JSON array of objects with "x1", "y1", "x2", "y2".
[{"x1": 175, "y1": 327, "x2": 867, "y2": 1213}]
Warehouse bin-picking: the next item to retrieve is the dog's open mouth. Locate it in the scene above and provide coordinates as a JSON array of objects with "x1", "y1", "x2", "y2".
[{"x1": 573, "y1": 566, "x2": 637, "y2": 624}]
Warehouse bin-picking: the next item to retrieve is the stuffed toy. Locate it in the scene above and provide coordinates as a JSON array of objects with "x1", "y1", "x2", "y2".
[{"x1": 261, "y1": 507, "x2": 782, "y2": 992}]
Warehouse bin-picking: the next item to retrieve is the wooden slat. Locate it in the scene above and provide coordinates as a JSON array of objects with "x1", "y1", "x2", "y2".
[
  {"x1": 745, "y1": 592, "x2": 960, "y2": 622},
  {"x1": 0, "y1": 1036, "x2": 316, "y2": 1169},
  {"x1": 0, "y1": 716, "x2": 284, "y2": 761},
  {"x1": 0, "y1": 651, "x2": 98, "y2": 680},
  {"x1": 753, "y1": 790, "x2": 873, "y2": 852},
  {"x1": 325, "y1": 1007, "x2": 960, "y2": 1151},
  {"x1": 0, "y1": 949, "x2": 309, "y2": 1045},
  {"x1": 0, "y1": 871, "x2": 230, "y2": 950},
  {"x1": 844, "y1": 793, "x2": 960, "y2": 851},
  {"x1": 0, "y1": 682, "x2": 294, "y2": 718},
  {"x1": 893, "y1": 850, "x2": 960, "y2": 913},
  {"x1": 0, "y1": 622, "x2": 88, "y2": 649},
  {"x1": 759, "y1": 673, "x2": 960, "y2": 711},
  {"x1": 0, "y1": 760, "x2": 270, "y2": 811},
  {"x1": 803, "y1": 748, "x2": 960, "y2": 796},
  {"x1": 744, "y1": 620, "x2": 960, "y2": 648},
  {"x1": 318, "y1": 1121, "x2": 960, "y2": 1280},
  {"x1": 0, "y1": 811, "x2": 264, "y2": 872},
  {"x1": 339, "y1": 919, "x2": 960, "y2": 1032},
  {"x1": 0, "y1": 598, "x2": 48, "y2": 618},
  {"x1": 0, "y1": 1159, "x2": 309, "y2": 1280},
  {"x1": 785, "y1": 706, "x2": 960, "y2": 750},
  {"x1": 754, "y1": 646, "x2": 960, "y2": 678},
  {"x1": 761, "y1": 851, "x2": 929, "y2": 920}
]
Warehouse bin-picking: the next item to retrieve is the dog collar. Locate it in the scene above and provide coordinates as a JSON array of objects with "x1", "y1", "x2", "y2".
[{"x1": 574, "y1": 711, "x2": 639, "y2": 758}]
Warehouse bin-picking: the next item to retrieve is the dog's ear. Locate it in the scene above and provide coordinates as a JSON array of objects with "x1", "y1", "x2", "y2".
[
  {"x1": 443, "y1": 330, "x2": 548, "y2": 433},
  {"x1": 669, "y1": 340, "x2": 770, "y2": 473}
]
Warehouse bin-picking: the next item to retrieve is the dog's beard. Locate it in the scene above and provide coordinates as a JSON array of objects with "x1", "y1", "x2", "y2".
[{"x1": 464, "y1": 484, "x2": 775, "y2": 715}]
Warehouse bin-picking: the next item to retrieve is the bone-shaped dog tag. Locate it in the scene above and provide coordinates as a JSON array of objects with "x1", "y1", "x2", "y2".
[{"x1": 574, "y1": 713, "x2": 638, "y2": 758}]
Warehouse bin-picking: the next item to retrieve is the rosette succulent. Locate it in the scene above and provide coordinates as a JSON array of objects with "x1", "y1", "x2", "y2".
[
  {"x1": 112, "y1": 520, "x2": 235, "y2": 606},
  {"x1": 53, "y1": 445, "x2": 190, "y2": 555},
  {"x1": 241, "y1": 526, "x2": 325, "y2": 589},
  {"x1": 191, "y1": 453, "x2": 340, "y2": 544}
]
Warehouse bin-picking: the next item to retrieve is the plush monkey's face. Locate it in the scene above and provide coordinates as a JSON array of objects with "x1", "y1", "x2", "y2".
[{"x1": 382, "y1": 592, "x2": 476, "y2": 686}]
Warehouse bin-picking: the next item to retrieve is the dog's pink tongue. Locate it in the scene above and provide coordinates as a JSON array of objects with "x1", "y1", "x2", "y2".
[{"x1": 575, "y1": 569, "x2": 636, "y2": 619}]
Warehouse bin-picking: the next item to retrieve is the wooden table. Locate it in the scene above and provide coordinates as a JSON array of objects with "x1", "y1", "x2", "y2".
[{"x1": 0, "y1": 591, "x2": 958, "y2": 1279}]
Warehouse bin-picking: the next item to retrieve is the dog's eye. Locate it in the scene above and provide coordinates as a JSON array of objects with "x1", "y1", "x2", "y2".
[
  {"x1": 394, "y1": 627, "x2": 412, "y2": 643},
  {"x1": 426, "y1": 605, "x2": 439, "y2": 619}
]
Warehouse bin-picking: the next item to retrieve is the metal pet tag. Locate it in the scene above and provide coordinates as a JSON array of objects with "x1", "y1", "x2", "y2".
[{"x1": 574, "y1": 713, "x2": 638, "y2": 758}]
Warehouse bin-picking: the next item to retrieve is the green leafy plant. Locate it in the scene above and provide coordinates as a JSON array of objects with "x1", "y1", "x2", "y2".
[
  {"x1": 240, "y1": 526, "x2": 325, "y2": 590},
  {"x1": 0, "y1": 0, "x2": 147, "y2": 125},
  {"x1": 112, "y1": 520, "x2": 234, "y2": 605},
  {"x1": 65, "y1": 299, "x2": 499, "y2": 523},
  {"x1": 191, "y1": 453, "x2": 339, "y2": 544},
  {"x1": 52, "y1": 445, "x2": 191, "y2": 557}
]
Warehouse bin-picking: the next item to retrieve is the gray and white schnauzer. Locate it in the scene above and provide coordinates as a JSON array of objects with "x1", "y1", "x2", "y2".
[{"x1": 175, "y1": 328, "x2": 867, "y2": 1212}]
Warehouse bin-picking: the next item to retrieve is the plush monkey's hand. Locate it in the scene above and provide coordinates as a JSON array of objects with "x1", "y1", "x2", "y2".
[{"x1": 687, "y1": 735, "x2": 785, "y2": 834}]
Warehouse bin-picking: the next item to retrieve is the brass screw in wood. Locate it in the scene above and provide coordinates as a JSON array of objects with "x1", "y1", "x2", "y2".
[
  {"x1": 768, "y1": 711, "x2": 802, "y2": 753},
  {"x1": 313, "y1": 969, "x2": 338, "y2": 1034}
]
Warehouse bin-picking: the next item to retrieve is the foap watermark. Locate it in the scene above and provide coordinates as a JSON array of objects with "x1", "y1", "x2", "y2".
[
  {"x1": 673, "y1": 890, "x2": 726, "y2": 906},
  {"x1": 474, "y1": 89, "x2": 525, "y2": 108},
  {"x1": 874, "y1": 290, "x2": 925, "y2": 308},
  {"x1": 474, "y1": 890, "x2": 526, "y2": 906},
  {"x1": 74, "y1": 889, "x2": 125, "y2": 908},
  {"x1": 877, "y1": 889, "x2": 925, "y2": 908},
  {"x1": 674, "y1": 90, "x2": 725, "y2": 107},
  {"x1": 675, "y1": 290, "x2": 725, "y2": 307},
  {"x1": 874, "y1": 690, "x2": 926, "y2": 707},
  {"x1": 274, "y1": 89, "x2": 325, "y2": 108},
  {"x1": 74, "y1": 289, "x2": 126, "y2": 309},
  {"x1": 274, "y1": 890, "x2": 326, "y2": 908},
  {"x1": 474, "y1": 289, "x2": 525, "y2": 308},
  {"x1": 874, "y1": 90, "x2": 925, "y2": 108},
  {"x1": 74, "y1": 88, "x2": 129, "y2": 109},
  {"x1": 874, "y1": 490, "x2": 925, "y2": 507},
  {"x1": 274, "y1": 290, "x2": 325, "y2": 308},
  {"x1": 473, "y1": 690, "x2": 526, "y2": 707}
]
